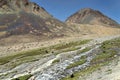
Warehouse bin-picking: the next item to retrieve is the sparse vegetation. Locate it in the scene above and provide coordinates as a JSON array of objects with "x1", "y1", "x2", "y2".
[
  {"x1": 52, "y1": 40, "x2": 91, "y2": 50},
  {"x1": 62, "y1": 63, "x2": 104, "y2": 80},
  {"x1": 91, "y1": 38, "x2": 120, "y2": 63},
  {"x1": 0, "y1": 40, "x2": 90, "y2": 68},
  {"x1": 52, "y1": 59, "x2": 60, "y2": 64},
  {"x1": 61, "y1": 47, "x2": 80, "y2": 53},
  {"x1": 101, "y1": 38, "x2": 120, "y2": 49},
  {"x1": 76, "y1": 47, "x2": 91, "y2": 54},
  {"x1": 62, "y1": 38, "x2": 120, "y2": 80},
  {"x1": 54, "y1": 40, "x2": 91, "y2": 55},
  {"x1": 0, "y1": 47, "x2": 50, "y2": 65},
  {"x1": 12, "y1": 74, "x2": 32, "y2": 80},
  {"x1": 0, "y1": 71, "x2": 18, "y2": 78},
  {"x1": 91, "y1": 50, "x2": 117, "y2": 63},
  {"x1": 106, "y1": 69, "x2": 112, "y2": 74},
  {"x1": 66, "y1": 55, "x2": 87, "y2": 69}
]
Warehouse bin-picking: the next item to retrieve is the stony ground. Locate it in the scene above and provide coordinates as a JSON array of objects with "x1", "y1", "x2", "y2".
[
  {"x1": 0, "y1": 35, "x2": 120, "y2": 80},
  {"x1": 78, "y1": 56, "x2": 120, "y2": 80}
]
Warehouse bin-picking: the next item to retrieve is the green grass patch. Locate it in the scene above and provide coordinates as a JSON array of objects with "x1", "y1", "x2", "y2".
[
  {"x1": 106, "y1": 69, "x2": 112, "y2": 74},
  {"x1": 62, "y1": 47, "x2": 81, "y2": 53},
  {"x1": 12, "y1": 74, "x2": 32, "y2": 80},
  {"x1": 0, "y1": 47, "x2": 50, "y2": 65},
  {"x1": 54, "y1": 46, "x2": 81, "y2": 55},
  {"x1": 52, "y1": 40, "x2": 91, "y2": 50},
  {"x1": 66, "y1": 55, "x2": 87, "y2": 69},
  {"x1": 62, "y1": 61, "x2": 110, "y2": 80},
  {"x1": 100, "y1": 38, "x2": 120, "y2": 50},
  {"x1": 54, "y1": 40, "x2": 91, "y2": 55},
  {"x1": 76, "y1": 47, "x2": 91, "y2": 54},
  {"x1": 52, "y1": 59, "x2": 60, "y2": 64},
  {"x1": 62, "y1": 64, "x2": 101, "y2": 80},
  {"x1": 91, "y1": 38, "x2": 120, "y2": 63},
  {"x1": 91, "y1": 50, "x2": 117, "y2": 63}
]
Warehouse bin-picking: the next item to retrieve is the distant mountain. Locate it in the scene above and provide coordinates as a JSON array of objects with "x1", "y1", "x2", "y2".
[
  {"x1": 0, "y1": 0, "x2": 68, "y2": 39},
  {"x1": 66, "y1": 8, "x2": 119, "y2": 27}
]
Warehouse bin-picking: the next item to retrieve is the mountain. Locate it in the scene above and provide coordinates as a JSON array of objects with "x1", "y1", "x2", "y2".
[
  {"x1": 0, "y1": 1, "x2": 119, "y2": 45},
  {"x1": 0, "y1": 0, "x2": 69, "y2": 41},
  {"x1": 66, "y1": 8, "x2": 119, "y2": 27}
]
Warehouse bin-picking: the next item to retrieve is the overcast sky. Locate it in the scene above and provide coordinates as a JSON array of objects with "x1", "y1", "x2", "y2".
[{"x1": 30, "y1": 0, "x2": 120, "y2": 23}]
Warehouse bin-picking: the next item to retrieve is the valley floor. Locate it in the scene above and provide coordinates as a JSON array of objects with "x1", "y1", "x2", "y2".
[{"x1": 0, "y1": 35, "x2": 120, "y2": 80}]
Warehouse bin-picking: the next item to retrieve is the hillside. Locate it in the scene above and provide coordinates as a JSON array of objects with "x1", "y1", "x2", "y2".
[
  {"x1": 0, "y1": 0, "x2": 70, "y2": 43},
  {"x1": 66, "y1": 8, "x2": 119, "y2": 27},
  {"x1": 65, "y1": 8, "x2": 120, "y2": 38},
  {"x1": 0, "y1": 4, "x2": 120, "y2": 44}
]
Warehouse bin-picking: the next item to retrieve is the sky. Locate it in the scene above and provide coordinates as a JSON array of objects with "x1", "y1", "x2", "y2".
[{"x1": 30, "y1": 0, "x2": 120, "y2": 23}]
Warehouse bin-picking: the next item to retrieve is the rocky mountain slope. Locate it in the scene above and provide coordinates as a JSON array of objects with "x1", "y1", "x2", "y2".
[
  {"x1": 0, "y1": 1, "x2": 119, "y2": 44},
  {"x1": 0, "y1": 0, "x2": 69, "y2": 41},
  {"x1": 66, "y1": 8, "x2": 119, "y2": 27},
  {"x1": 65, "y1": 8, "x2": 120, "y2": 39}
]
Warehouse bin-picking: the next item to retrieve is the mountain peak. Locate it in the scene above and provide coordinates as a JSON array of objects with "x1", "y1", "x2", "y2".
[
  {"x1": 78, "y1": 8, "x2": 93, "y2": 12},
  {"x1": 66, "y1": 8, "x2": 119, "y2": 26}
]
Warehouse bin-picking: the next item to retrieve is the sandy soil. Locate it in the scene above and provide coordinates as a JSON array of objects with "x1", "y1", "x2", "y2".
[{"x1": 0, "y1": 33, "x2": 120, "y2": 58}]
